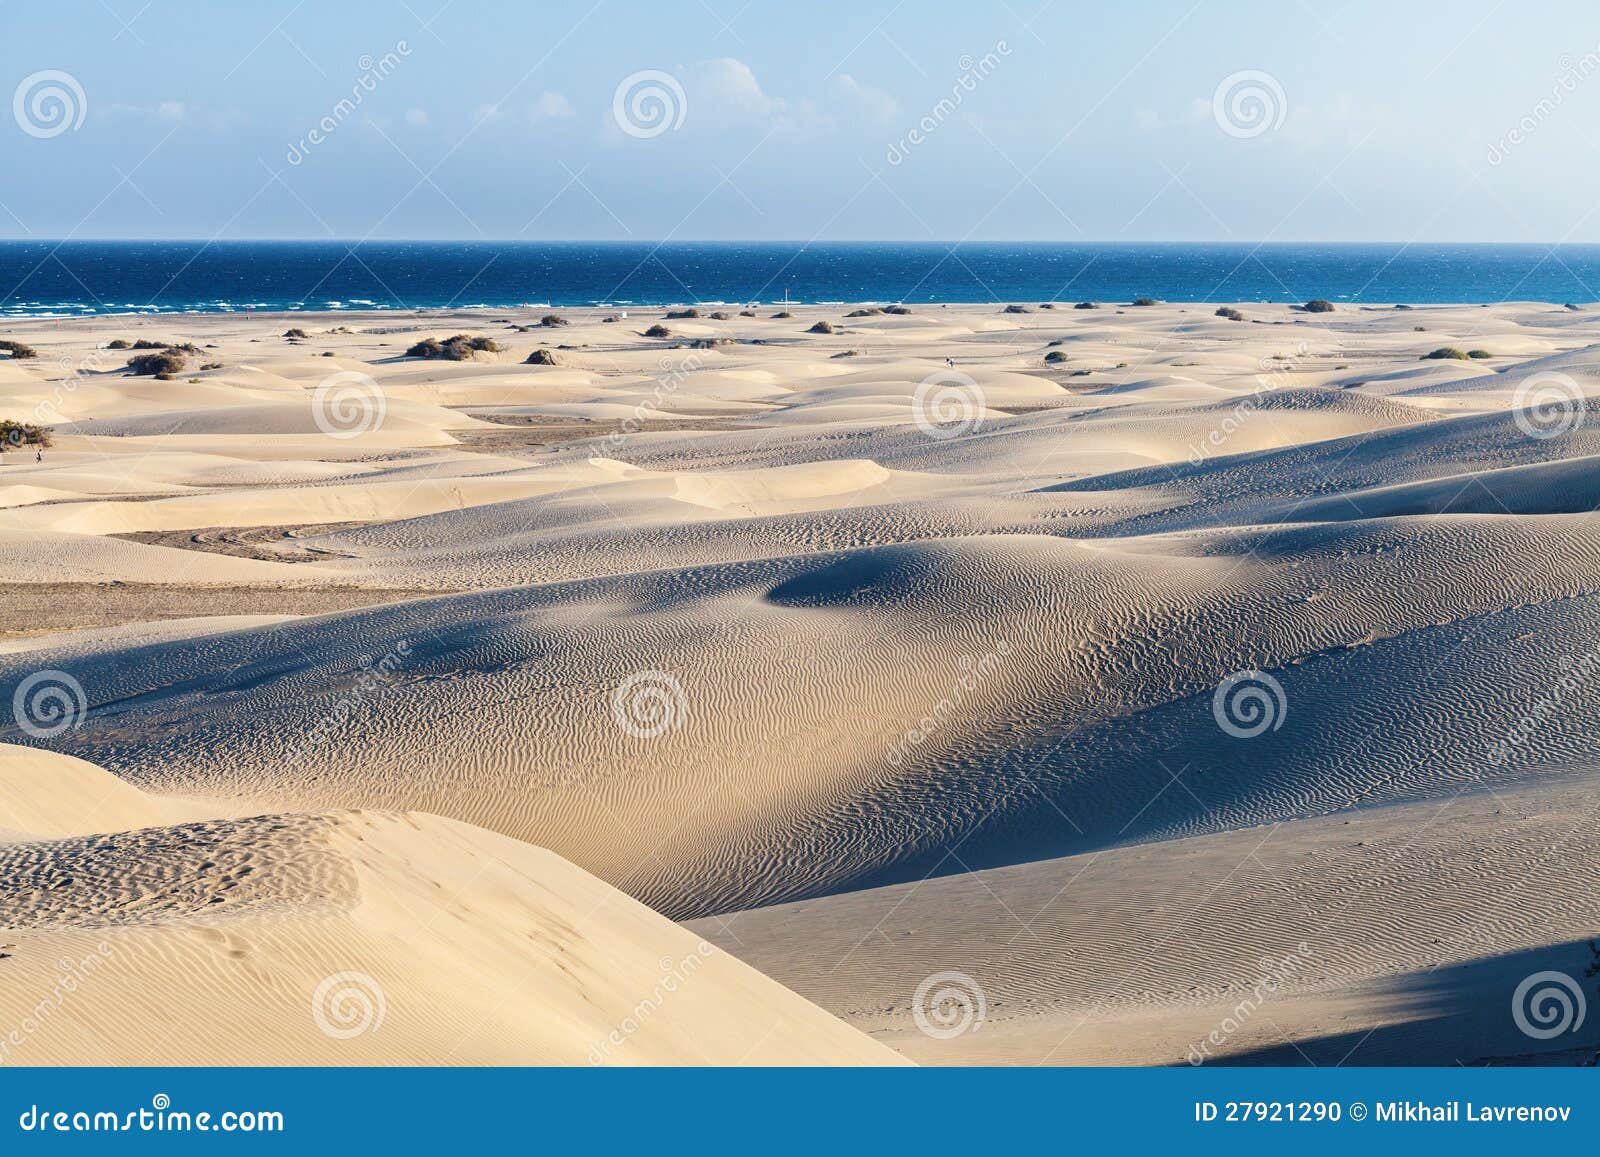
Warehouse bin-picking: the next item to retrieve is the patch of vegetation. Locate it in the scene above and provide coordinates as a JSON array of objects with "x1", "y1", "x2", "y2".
[
  {"x1": 524, "y1": 348, "x2": 561, "y2": 365},
  {"x1": 1215, "y1": 306, "x2": 1245, "y2": 321},
  {"x1": 126, "y1": 350, "x2": 187, "y2": 376},
  {"x1": 1074, "y1": 301, "x2": 1098, "y2": 310},
  {"x1": 644, "y1": 324, "x2": 672, "y2": 338},
  {"x1": 283, "y1": 328, "x2": 310, "y2": 339},
  {"x1": 664, "y1": 308, "x2": 700, "y2": 319},
  {"x1": 1421, "y1": 347, "x2": 1470, "y2": 360},
  {"x1": 1131, "y1": 298, "x2": 1157, "y2": 307},
  {"x1": 0, "y1": 419, "x2": 51, "y2": 447},
  {"x1": 808, "y1": 321, "x2": 835, "y2": 334},
  {"x1": 771, "y1": 311, "x2": 793, "y2": 319},
  {"x1": 200, "y1": 362, "x2": 224, "y2": 370},
  {"x1": 831, "y1": 350, "x2": 860, "y2": 358},
  {"x1": 709, "y1": 311, "x2": 732, "y2": 320},
  {"x1": 740, "y1": 309, "x2": 758, "y2": 317},
  {"x1": 882, "y1": 304, "x2": 912, "y2": 315},
  {"x1": 405, "y1": 334, "x2": 504, "y2": 360},
  {"x1": 0, "y1": 340, "x2": 37, "y2": 359},
  {"x1": 540, "y1": 314, "x2": 569, "y2": 327},
  {"x1": 602, "y1": 315, "x2": 621, "y2": 323},
  {"x1": 107, "y1": 339, "x2": 133, "y2": 350},
  {"x1": 1044, "y1": 350, "x2": 1068, "y2": 364},
  {"x1": 1003, "y1": 304, "x2": 1032, "y2": 314},
  {"x1": 846, "y1": 308, "x2": 882, "y2": 318},
  {"x1": 1302, "y1": 299, "x2": 1334, "y2": 313},
  {"x1": 1467, "y1": 349, "x2": 1494, "y2": 359},
  {"x1": 1039, "y1": 302, "x2": 1056, "y2": 310}
]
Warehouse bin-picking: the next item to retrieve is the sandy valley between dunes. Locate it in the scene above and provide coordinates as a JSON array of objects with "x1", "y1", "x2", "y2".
[{"x1": 0, "y1": 299, "x2": 1597, "y2": 1065}]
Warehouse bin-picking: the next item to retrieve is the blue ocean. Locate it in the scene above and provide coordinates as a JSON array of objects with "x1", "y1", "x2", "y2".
[{"x1": 3, "y1": 241, "x2": 1599, "y2": 317}]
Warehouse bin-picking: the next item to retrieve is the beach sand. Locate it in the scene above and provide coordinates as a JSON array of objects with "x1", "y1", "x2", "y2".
[{"x1": 1, "y1": 300, "x2": 1597, "y2": 1064}]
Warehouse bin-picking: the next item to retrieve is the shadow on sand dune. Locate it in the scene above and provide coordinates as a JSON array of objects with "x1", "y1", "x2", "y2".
[{"x1": 1207, "y1": 939, "x2": 1600, "y2": 1066}]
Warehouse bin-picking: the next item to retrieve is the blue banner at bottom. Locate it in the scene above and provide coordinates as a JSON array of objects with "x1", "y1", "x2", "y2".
[{"x1": 1, "y1": 1067, "x2": 1593, "y2": 1152}]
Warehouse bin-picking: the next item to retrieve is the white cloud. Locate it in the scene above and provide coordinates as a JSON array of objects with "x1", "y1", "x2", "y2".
[
  {"x1": 834, "y1": 74, "x2": 897, "y2": 124},
  {"x1": 700, "y1": 57, "x2": 779, "y2": 117},
  {"x1": 531, "y1": 91, "x2": 575, "y2": 121}
]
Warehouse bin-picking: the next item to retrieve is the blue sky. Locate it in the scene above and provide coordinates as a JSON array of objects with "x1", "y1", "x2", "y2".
[{"x1": 5, "y1": 0, "x2": 1600, "y2": 241}]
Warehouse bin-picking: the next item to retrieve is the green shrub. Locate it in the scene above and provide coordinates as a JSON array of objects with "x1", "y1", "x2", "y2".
[
  {"x1": 808, "y1": 321, "x2": 835, "y2": 334},
  {"x1": 1044, "y1": 350, "x2": 1068, "y2": 364},
  {"x1": 1215, "y1": 306, "x2": 1245, "y2": 321},
  {"x1": 200, "y1": 361, "x2": 224, "y2": 370},
  {"x1": 882, "y1": 304, "x2": 912, "y2": 315},
  {"x1": 107, "y1": 339, "x2": 133, "y2": 350},
  {"x1": 1467, "y1": 349, "x2": 1493, "y2": 359},
  {"x1": 644, "y1": 324, "x2": 671, "y2": 338},
  {"x1": 1303, "y1": 299, "x2": 1334, "y2": 313},
  {"x1": 1003, "y1": 304, "x2": 1031, "y2": 314},
  {"x1": 405, "y1": 334, "x2": 503, "y2": 360},
  {"x1": 524, "y1": 348, "x2": 561, "y2": 365},
  {"x1": 540, "y1": 314, "x2": 568, "y2": 327},
  {"x1": 0, "y1": 419, "x2": 51, "y2": 447},
  {"x1": 283, "y1": 328, "x2": 309, "y2": 339},
  {"x1": 126, "y1": 351, "x2": 186, "y2": 376},
  {"x1": 846, "y1": 308, "x2": 882, "y2": 318},
  {"x1": 1421, "y1": 347, "x2": 1470, "y2": 360},
  {"x1": 0, "y1": 340, "x2": 37, "y2": 359},
  {"x1": 664, "y1": 308, "x2": 700, "y2": 319}
]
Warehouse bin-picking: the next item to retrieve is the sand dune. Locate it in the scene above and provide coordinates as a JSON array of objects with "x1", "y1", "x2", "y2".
[
  {"x1": 2, "y1": 302, "x2": 1599, "y2": 1066},
  {"x1": 0, "y1": 746, "x2": 900, "y2": 1065}
]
